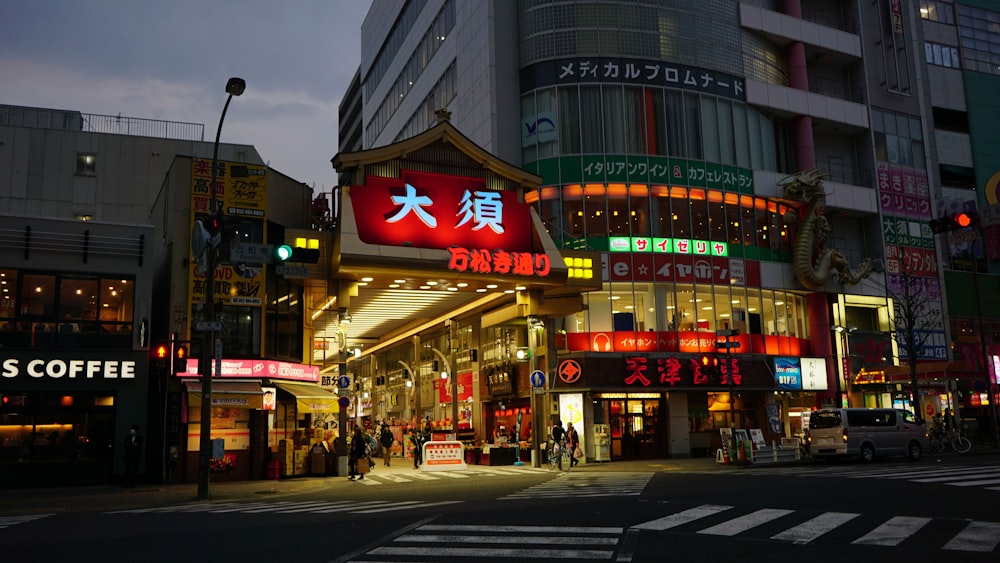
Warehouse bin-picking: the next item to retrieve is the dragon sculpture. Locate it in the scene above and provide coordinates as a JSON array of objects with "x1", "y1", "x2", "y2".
[{"x1": 779, "y1": 168, "x2": 873, "y2": 291}]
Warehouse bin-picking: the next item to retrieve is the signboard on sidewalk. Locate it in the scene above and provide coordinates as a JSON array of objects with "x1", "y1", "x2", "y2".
[{"x1": 421, "y1": 441, "x2": 468, "y2": 472}]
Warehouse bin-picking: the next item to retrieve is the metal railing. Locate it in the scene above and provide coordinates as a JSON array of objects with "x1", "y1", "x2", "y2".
[{"x1": 81, "y1": 112, "x2": 205, "y2": 141}]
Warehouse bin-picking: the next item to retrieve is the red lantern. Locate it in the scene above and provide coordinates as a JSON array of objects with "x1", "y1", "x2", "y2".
[{"x1": 494, "y1": 410, "x2": 501, "y2": 417}]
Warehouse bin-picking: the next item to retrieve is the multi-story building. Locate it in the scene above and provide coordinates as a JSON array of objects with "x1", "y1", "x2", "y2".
[
  {"x1": 0, "y1": 103, "x2": 326, "y2": 486},
  {"x1": 336, "y1": 0, "x2": 1000, "y2": 461}
]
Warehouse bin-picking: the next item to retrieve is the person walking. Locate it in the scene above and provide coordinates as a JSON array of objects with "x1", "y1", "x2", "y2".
[
  {"x1": 123, "y1": 424, "x2": 142, "y2": 488},
  {"x1": 565, "y1": 422, "x2": 581, "y2": 467},
  {"x1": 348, "y1": 427, "x2": 367, "y2": 481},
  {"x1": 379, "y1": 424, "x2": 394, "y2": 467},
  {"x1": 409, "y1": 428, "x2": 423, "y2": 469}
]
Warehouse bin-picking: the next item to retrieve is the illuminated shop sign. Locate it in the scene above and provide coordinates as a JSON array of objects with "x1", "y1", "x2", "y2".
[
  {"x1": 447, "y1": 247, "x2": 551, "y2": 277},
  {"x1": 176, "y1": 358, "x2": 319, "y2": 383},
  {"x1": 1, "y1": 359, "x2": 136, "y2": 379},
  {"x1": 607, "y1": 255, "x2": 758, "y2": 286},
  {"x1": 609, "y1": 237, "x2": 727, "y2": 256},
  {"x1": 353, "y1": 170, "x2": 532, "y2": 252},
  {"x1": 623, "y1": 356, "x2": 742, "y2": 388},
  {"x1": 773, "y1": 357, "x2": 828, "y2": 391}
]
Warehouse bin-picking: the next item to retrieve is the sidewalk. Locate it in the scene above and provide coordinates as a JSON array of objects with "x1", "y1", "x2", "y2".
[{"x1": 0, "y1": 455, "x2": 721, "y2": 515}]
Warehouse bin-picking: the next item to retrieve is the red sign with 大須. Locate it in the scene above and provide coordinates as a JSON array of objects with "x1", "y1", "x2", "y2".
[{"x1": 352, "y1": 170, "x2": 533, "y2": 252}]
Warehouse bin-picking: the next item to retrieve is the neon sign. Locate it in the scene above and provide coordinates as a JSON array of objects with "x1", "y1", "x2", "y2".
[
  {"x1": 447, "y1": 247, "x2": 551, "y2": 277},
  {"x1": 609, "y1": 236, "x2": 727, "y2": 256}
]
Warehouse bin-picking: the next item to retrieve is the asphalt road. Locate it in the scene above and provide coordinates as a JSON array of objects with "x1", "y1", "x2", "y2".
[{"x1": 3, "y1": 453, "x2": 999, "y2": 562}]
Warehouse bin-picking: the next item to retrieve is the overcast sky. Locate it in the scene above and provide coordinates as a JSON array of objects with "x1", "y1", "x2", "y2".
[{"x1": 1, "y1": 0, "x2": 372, "y2": 194}]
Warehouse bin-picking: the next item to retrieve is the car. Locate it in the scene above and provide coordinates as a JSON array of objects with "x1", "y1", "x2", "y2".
[{"x1": 807, "y1": 407, "x2": 928, "y2": 462}]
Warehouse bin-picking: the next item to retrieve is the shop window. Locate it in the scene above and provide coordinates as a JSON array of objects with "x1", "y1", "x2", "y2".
[
  {"x1": 21, "y1": 274, "x2": 56, "y2": 320},
  {"x1": 558, "y1": 86, "x2": 581, "y2": 155},
  {"x1": 689, "y1": 190, "x2": 709, "y2": 240}
]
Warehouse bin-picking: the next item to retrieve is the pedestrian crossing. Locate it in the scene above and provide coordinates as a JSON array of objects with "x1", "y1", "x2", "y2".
[
  {"x1": 498, "y1": 471, "x2": 653, "y2": 500},
  {"x1": 106, "y1": 499, "x2": 462, "y2": 516},
  {"x1": 678, "y1": 462, "x2": 1000, "y2": 492},
  {"x1": 352, "y1": 465, "x2": 550, "y2": 486},
  {"x1": 0, "y1": 513, "x2": 55, "y2": 529},
  {"x1": 350, "y1": 523, "x2": 625, "y2": 561},
  {"x1": 632, "y1": 503, "x2": 1000, "y2": 553}
]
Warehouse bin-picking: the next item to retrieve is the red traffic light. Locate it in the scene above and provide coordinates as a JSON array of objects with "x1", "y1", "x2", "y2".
[
  {"x1": 1, "y1": 394, "x2": 8, "y2": 406},
  {"x1": 700, "y1": 355, "x2": 718, "y2": 367},
  {"x1": 175, "y1": 345, "x2": 187, "y2": 360},
  {"x1": 955, "y1": 212, "x2": 973, "y2": 228},
  {"x1": 154, "y1": 345, "x2": 169, "y2": 359}
]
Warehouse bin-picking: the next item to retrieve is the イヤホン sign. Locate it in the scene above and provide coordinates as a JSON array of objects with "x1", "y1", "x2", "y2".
[{"x1": 2, "y1": 358, "x2": 136, "y2": 379}]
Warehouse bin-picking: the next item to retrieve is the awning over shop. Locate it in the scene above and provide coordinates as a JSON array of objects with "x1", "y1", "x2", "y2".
[
  {"x1": 184, "y1": 381, "x2": 263, "y2": 409},
  {"x1": 856, "y1": 361, "x2": 976, "y2": 385},
  {"x1": 273, "y1": 381, "x2": 340, "y2": 413}
]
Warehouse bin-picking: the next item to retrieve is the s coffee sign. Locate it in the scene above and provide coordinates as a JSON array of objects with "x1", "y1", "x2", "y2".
[{"x1": 2, "y1": 358, "x2": 136, "y2": 379}]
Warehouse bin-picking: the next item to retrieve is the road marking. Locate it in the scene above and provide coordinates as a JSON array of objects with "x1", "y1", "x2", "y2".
[
  {"x1": 214, "y1": 501, "x2": 332, "y2": 513},
  {"x1": 396, "y1": 533, "x2": 618, "y2": 545},
  {"x1": 943, "y1": 521, "x2": 1000, "y2": 552},
  {"x1": 0, "y1": 513, "x2": 55, "y2": 529},
  {"x1": 352, "y1": 500, "x2": 460, "y2": 513},
  {"x1": 913, "y1": 470, "x2": 1000, "y2": 483},
  {"x1": 945, "y1": 477, "x2": 1000, "y2": 487},
  {"x1": 369, "y1": 546, "x2": 614, "y2": 559},
  {"x1": 420, "y1": 524, "x2": 623, "y2": 534},
  {"x1": 631, "y1": 504, "x2": 733, "y2": 531},
  {"x1": 310, "y1": 501, "x2": 393, "y2": 513},
  {"x1": 697, "y1": 508, "x2": 794, "y2": 536},
  {"x1": 770, "y1": 512, "x2": 859, "y2": 544},
  {"x1": 851, "y1": 516, "x2": 931, "y2": 546}
]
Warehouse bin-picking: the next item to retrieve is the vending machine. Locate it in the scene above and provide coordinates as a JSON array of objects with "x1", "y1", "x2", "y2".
[{"x1": 593, "y1": 424, "x2": 611, "y2": 462}]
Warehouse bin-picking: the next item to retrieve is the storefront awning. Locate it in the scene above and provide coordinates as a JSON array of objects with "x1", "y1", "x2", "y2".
[
  {"x1": 272, "y1": 381, "x2": 340, "y2": 413},
  {"x1": 184, "y1": 381, "x2": 263, "y2": 409}
]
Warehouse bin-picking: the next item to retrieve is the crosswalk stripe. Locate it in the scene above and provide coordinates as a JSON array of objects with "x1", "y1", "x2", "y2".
[
  {"x1": 395, "y1": 533, "x2": 619, "y2": 545},
  {"x1": 0, "y1": 513, "x2": 55, "y2": 528},
  {"x1": 242, "y1": 501, "x2": 351, "y2": 513},
  {"x1": 770, "y1": 512, "x2": 859, "y2": 544},
  {"x1": 310, "y1": 501, "x2": 392, "y2": 513},
  {"x1": 212, "y1": 501, "x2": 331, "y2": 513},
  {"x1": 943, "y1": 521, "x2": 1000, "y2": 552},
  {"x1": 353, "y1": 500, "x2": 463, "y2": 513},
  {"x1": 913, "y1": 470, "x2": 1000, "y2": 483},
  {"x1": 369, "y1": 546, "x2": 613, "y2": 559},
  {"x1": 697, "y1": 508, "x2": 794, "y2": 536},
  {"x1": 947, "y1": 477, "x2": 1000, "y2": 487},
  {"x1": 852, "y1": 516, "x2": 931, "y2": 546},
  {"x1": 420, "y1": 524, "x2": 623, "y2": 534},
  {"x1": 632, "y1": 505, "x2": 733, "y2": 531}
]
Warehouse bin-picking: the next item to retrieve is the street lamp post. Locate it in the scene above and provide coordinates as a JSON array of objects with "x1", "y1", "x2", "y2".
[{"x1": 197, "y1": 77, "x2": 245, "y2": 500}]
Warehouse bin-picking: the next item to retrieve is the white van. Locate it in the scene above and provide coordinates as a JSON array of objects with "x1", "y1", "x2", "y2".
[{"x1": 807, "y1": 408, "x2": 928, "y2": 462}]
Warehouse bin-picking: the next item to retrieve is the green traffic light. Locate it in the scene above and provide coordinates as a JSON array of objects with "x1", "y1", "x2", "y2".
[{"x1": 275, "y1": 244, "x2": 293, "y2": 261}]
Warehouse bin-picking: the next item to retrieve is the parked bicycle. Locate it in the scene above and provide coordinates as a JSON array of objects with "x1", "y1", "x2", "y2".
[
  {"x1": 929, "y1": 425, "x2": 972, "y2": 454},
  {"x1": 546, "y1": 438, "x2": 571, "y2": 471}
]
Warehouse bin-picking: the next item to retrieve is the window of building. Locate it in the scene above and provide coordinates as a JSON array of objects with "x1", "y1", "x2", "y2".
[
  {"x1": 920, "y1": 1, "x2": 955, "y2": 25},
  {"x1": 957, "y1": 4, "x2": 1000, "y2": 76},
  {"x1": 925, "y1": 41, "x2": 961, "y2": 68},
  {"x1": 76, "y1": 153, "x2": 97, "y2": 176}
]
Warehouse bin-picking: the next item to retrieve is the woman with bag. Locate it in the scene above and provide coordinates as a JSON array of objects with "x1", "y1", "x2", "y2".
[
  {"x1": 566, "y1": 422, "x2": 582, "y2": 467},
  {"x1": 348, "y1": 427, "x2": 367, "y2": 480}
]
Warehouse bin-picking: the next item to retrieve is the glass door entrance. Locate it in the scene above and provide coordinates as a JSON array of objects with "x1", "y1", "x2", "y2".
[{"x1": 598, "y1": 396, "x2": 666, "y2": 460}]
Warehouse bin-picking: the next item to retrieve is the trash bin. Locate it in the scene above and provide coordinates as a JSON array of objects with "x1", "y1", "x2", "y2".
[{"x1": 267, "y1": 461, "x2": 280, "y2": 480}]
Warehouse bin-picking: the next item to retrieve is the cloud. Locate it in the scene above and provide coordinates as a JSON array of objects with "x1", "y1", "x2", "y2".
[{"x1": 0, "y1": 1, "x2": 369, "y2": 191}]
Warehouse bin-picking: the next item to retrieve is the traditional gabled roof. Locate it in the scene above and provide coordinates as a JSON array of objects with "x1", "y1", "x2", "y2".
[{"x1": 331, "y1": 109, "x2": 542, "y2": 189}]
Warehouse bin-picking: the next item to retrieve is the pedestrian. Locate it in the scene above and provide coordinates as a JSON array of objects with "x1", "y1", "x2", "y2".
[
  {"x1": 380, "y1": 423, "x2": 394, "y2": 467},
  {"x1": 123, "y1": 424, "x2": 141, "y2": 487},
  {"x1": 409, "y1": 428, "x2": 423, "y2": 469},
  {"x1": 565, "y1": 422, "x2": 581, "y2": 467},
  {"x1": 348, "y1": 427, "x2": 367, "y2": 480}
]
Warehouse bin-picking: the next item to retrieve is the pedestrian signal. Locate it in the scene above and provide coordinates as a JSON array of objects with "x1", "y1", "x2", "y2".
[{"x1": 173, "y1": 345, "x2": 189, "y2": 375}]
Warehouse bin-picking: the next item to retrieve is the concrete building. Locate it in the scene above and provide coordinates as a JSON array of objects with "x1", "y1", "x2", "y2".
[{"x1": 337, "y1": 0, "x2": 1000, "y2": 460}]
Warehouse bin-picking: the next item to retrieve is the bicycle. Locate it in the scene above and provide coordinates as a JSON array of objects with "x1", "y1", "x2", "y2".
[
  {"x1": 546, "y1": 439, "x2": 571, "y2": 471},
  {"x1": 929, "y1": 427, "x2": 972, "y2": 454}
]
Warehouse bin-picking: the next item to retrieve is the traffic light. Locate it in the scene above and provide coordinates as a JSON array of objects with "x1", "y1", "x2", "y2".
[
  {"x1": 173, "y1": 345, "x2": 189, "y2": 375},
  {"x1": 0, "y1": 394, "x2": 9, "y2": 408},
  {"x1": 930, "y1": 211, "x2": 978, "y2": 234},
  {"x1": 152, "y1": 343, "x2": 170, "y2": 371},
  {"x1": 515, "y1": 347, "x2": 532, "y2": 361},
  {"x1": 273, "y1": 244, "x2": 320, "y2": 263},
  {"x1": 204, "y1": 214, "x2": 224, "y2": 237}
]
